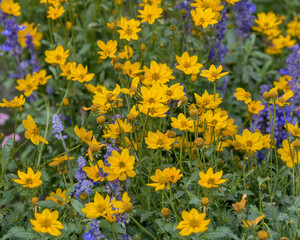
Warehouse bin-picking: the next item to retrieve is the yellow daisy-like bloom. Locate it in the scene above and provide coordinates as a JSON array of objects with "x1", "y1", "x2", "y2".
[
  {"x1": 18, "y1": 22, "x2": 43, "y2": 48},
  {"x1": 97, "y1": 40, "x2": 117, "y2": 59},
  {"x1": 46, "y1": 188, "x2": 70, "y2": 205},
  {"x1": 143, "y1": 61, "x2": 175, "y2": 86},
  {"x1": 121, "y1": 77, "x2": 140, "y2": 96},
  {"x1": 70, "y1": 63, "x2": 94, "y2": 83},
  {"x1": 287, "y1": 17, "x2": 300, "y2": 39},
  {"x1": 176, "y1": 52, "x2": 203, "y2": 75},
  {"x1": 74, "y1": 125, "x2": 93, "y2": 143},
  {"x1": 102, "y1": 118, "x2": 132, "y2": 139},
  {"x1": 32, "y1": 69, "x2": 52, "y2": 85},
  {"x1": 235, "y1": 129, "x2": 263, "y2": 153},
  {"x1": 93, "y1": 84, "x2": 122, "y2": 107},
  {"x1": 0, "y1": 95, "x2": 25, "y2": 108},
  {"x1": 145, "y1": 130, "x2": 175, "y2": 150},
  {"x1": 118, "y1": 45, "x2": 134, "y2": 59},
  {"x1": 252, "y1": 12, "x2": 281, "y2": 36},
  {"x1": 224, "y1": 0, "x2": 241, "y2": 5},
  {"x1": 60, "y1": 62, "x2": 77, "y2": 80},
  {"x1": 277, "y1": 139, "x2": 300, "y2": 168},
  {"x1": 163, "y1": 167, "x2": 183, "y2": 184},
  {"x1": 286, "y1": 123, "x2": 300, "y2": 137},
  {"x1": 222, "y1": 118, "x2": 238, "y2": 137},
  {"x1": 12, "y1": 167, "x2": 42, "y2": 188},
  {"x1": 234, "y1": 88, "x2": 252, "y2": 104},
  {"x1": 139, "y1": 85, "x2": 165, "y2": 107},
  {"x1": 45, "y1": 45, "x2": 70, "y2": 66},
  {"x1": 107, "y1": 22, "x2": 115, "y2": 31},
  {"x1": 273, "y1": 75, "x2": 291, "y2": 93},
  {"x1": 112, "y1": 192, "x2": 133, "y2": 213},
  {"x1": 0, "y1": 0, "x2": 21, "y2": 16},
  {"x1": 194, "y1": 90, "x2": 222, "y2": 109},
  {"x1": 198, "y1": 167, "x2": 228, "y2": 188},
  {"x1": 138, "y1": 4, "x2": 163, "y2": 25},
  {"x1": 190, "y1": 0, "x2": 223, "y2": 19},
  {"x1": 86, "y1": 137, "x2": 106, "y2": 161},
  {"x1": 191, "y1": 7, "x2": 218, "y2": 28},
  {"x1": 117, "y1": 17, "x2": 141, "y2": 41},
  {"x1": 139, "y1": 103, "x2": 169, "y2": 118},
  {"x1": 200, "y1": 64, "x2": 229, "y2": 82},
  {"x1": 232, "y1": 194, "x2": 247, "y2": 213},
  {"x1": 161, "y1": 83, "x2": 185, "y2": 102},
  {"x1": 47, "y1": 3, "x2": 66, "y2": 20},
  {"x1": 122, "y1": 61, "x2": 143, "y2": 78},
  {"x1": 272, "y1": 35, "x2": 296, "y2": 49},
  {"x1": 176, "y1": 208, "x2": 210, "y2": 236},
  {"x1": 30, "y1": 209, "x2": 64, "y2": 236},
  {"x1": 203, "y1": 110, "x2": 228, "y2": 130},
  {"x1": 242, "y1": 215, "x2": 265, "y2": 229},
  {"x1": 171, "y1": 113, "x2": 194, "y2": 132},
  {"x1": 247, "y1": 100, "x2": 265, "y2": 114},
  {"x1": 83, "y1": 160, "x2": 106, "y2": 182},
  {"x1": 103, "y1": 148, "x2": 136, "y2": 181},
  {"x1": 16, "y1": 73, "x2": 38, "y2": 97},
  {"x1": 275, "y1": 90, "x2": 293, "y2": 107},
  {"x1": 22, "y1": 115, "x2": 48, "y2": 145}
]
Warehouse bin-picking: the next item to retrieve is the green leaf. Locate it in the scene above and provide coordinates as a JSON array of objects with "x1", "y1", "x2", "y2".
[
  {"x1": 112, "y1": 222, "x2": 126, "y2": 234},
  {"x1": 1, "y1": 138, "x2": 13, "y2": 174},
  {"x1": 187, "y1": 191, "x2": 200, "y2": 206},
  {"x1": 70, "y1": 198, "x2": 84, "y2": 215},
  {"x1": 205, "y1": 226, "x2": 239, "y2": 240},
  {"x1": 140, "y1": 210, "x2": 154, "y2": 223},
  {"x1": 7, "y1": 227, "x2": 36, "y2": 239},
  {"x1": 257, "y1": 176, "x2": 266, "y2": 187},
  {"x1": 38, "y1": 200, "x2": 57, "y2": 208}
]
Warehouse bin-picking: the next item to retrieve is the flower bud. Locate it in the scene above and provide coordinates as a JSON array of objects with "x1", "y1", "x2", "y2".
[
  {"x1": 170, "y1": 25, "x2": 176, "y2": 31},
  {"x1": 140, "y1": 43, "x2": 147, "y2": 51},
  {"x1": 201, "y1": 197, "x2": 209, "y2": 206},
  {"x1": 63, "y1": 98, "x2": 69, "y2": 106},
  {"x1": 191, "y1": 74, "x2": 197, "y2": 82},
  {"x1": 263, "y1": 92, "x2": 271, "y2": 100},
  {"x1": 167, "y1": 131, "x2": 176, "y2": 138},
  {"x1": 257, "y1": 230, "x2": 269, "y2": 240},
  {"x1": 31, "y1": 197, "x2": 39, "y2": 205},
  {"x1": 80, "y1": 193, "x2": 88, "y2": 201},
  {"x1": 96, "y1": 115, "x2": 106, "y2": 124},
  {"x1": 293, "y1": 139, "x2": 300, "y2": 150},
  {"x1": 127, "y1": 113, "x2": 136, "y2": 122},
  {"x1": 161, "y1": 207, "x2": 170, "y2": 217},
  {"x1": 194, "y1": 137, "x2": 203, "y2": 147},
  {"x1": 189, "y1": 109, "x2": 198, "y2": 118}
]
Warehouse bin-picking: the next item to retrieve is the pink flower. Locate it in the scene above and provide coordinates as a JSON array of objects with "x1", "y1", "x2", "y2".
[
  {"x1": 2, "y1": 134, "x2": 21, "y2": 147},
  {"x1": 0, "y1": 113, "x2": 9, "y2": 125}
]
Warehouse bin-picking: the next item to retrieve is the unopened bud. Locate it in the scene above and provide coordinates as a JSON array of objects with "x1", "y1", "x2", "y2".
[
  {"x1": 161, "y1": 207, "x2": 170, "y2": 217},
  {"x1": 191, "y1": 74, "x2": 197, "y2": 82},
  {"x1": 167, "y1": 131, "x2": 176, "y2": 138},
  {"x1": 96, "y1": 115, "x2": 106, "y2": 124},
  {"x1": 127, "y1": 113, "x2": 136, "y2": 122},
  {"x1": 201, "y1": 197, "x2": 209, "y2": 206},
  {"x1": 63, "y1": 98, "x2": 69, "y2": 106},
  {"x1": 194, "y1": 137, "x2": 203, "y2": 147},
  {"x1": 140, "y1": 43, "x2": 146, "y2": 51}
]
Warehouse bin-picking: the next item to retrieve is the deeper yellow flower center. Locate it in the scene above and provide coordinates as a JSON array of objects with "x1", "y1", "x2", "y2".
[
  {"x1": 181, "y1": 121, "x2": 187, "y2": 128},
  {"x1": 106, "y1": 93, "x2": 115, "y2": 100},
  {"x1": 166, "y1": 90, "x2": 173, "y2": 96},
  {"x1": 55, "y1": 55, "x2": 62, "y2": 61},
  {"x1": 207, "y1": 178, "x2": 215, "y2": 185},
  {"x1": 79, "y1": 74, "x2": 85, "y2": 79},
  {"x1": 157, "y1": 139, "x2": 164, "y2": 146},
  {"x1": 152, "y1": 73, "x2": 160, "y2": 81},
  {"x1": 119, "y1": 161, "x2": 126, "y2": 168},
  {"x1": 211, "y1": 119, "x2": 218, "y2": 125},
  {"x1": 25, "y1": 178, "x2": 33, "y2": 184},
  {"x1": 148, "y1": 97, "x2": 155, "y2": 103},
  {"x1": 246, "y1": 140, "x2": 253, "y2": 147},
  {"x1": 26, "y1": 83, "x2": 34, "y2": 91},
  {"x1": 183, "y1": 62, "x2": 191, "y2": 69},
  {"x1": 244, "y1": 92, "x2": 251, "y2": 98},
  {"x1": 251, "y1": 107, "x2": 256, "y2": 112},
  {"x1": 32, "y1": 127, "x2": 40, "y2": 136},
  {"x1": 40, "y1": 218, "x2": 52, "y2": 228},
  {"x1": 189, "y1": 218, "x2": 200, "y2": 228},
  {"x1": 125, "y1": 27, "x2": 133, "y2": 36},
  {"x1": 211, "y1": 71, "x2": 219, "y2": 78}
]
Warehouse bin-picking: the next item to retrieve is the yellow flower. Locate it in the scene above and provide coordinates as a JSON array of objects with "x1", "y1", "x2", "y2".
[
  {"x1": 287, "y1": 17, "x2": 300, "y2": 39},
  {"x1": 224, "y1": 0, "x2": 241, "y2": 5},
  {"x1": 97, "y1": 40, "x2": 118, "y2": 59},
  {"x1": 121, "y1": 77, "x2": 140, "y2": 96},
  {"x1": 286, "y1": 123, "x2": 300, "y2": 137},
  {"x1": 118, "y1": 45, "x2": 134, "y2": 59},
  {"x1": 140, "y1": 85, "x2": 165, "y2": 107},
  {"x1": 70, "y1": 63, "x2": 94, "y2": 83},
  {"x1": 86, "y1": 137, "x2": 106, "y2": 161},
  {"x1": 275, "y1": 90, "x2": 293, "y2": 107},
  {"x1": 32, "y1": 69, "x2": 52, "y2": 85},
  {"x1": 143, "y1": 61, "x2": 175, "y2": 86},
  {"x1": 247, "y1": 100, "x2": 265, "y2": 114},
  {"x1": 235, "y1": 129, "x2": 263, "y2": 153},
  {"x1": 46, "y1": 188, "x2": 70, "y2": 205},
  {"x1": 59, "y1": 62, "x2": 76, "y2": 80},
  {"x1": 171, "y1": 113, "x2": 194, "y2": 132},
  {"x1": 22, "y1": 115, "x2": 48, "y2": 145},
  {"x1": 16, "y1": 73, "x2": 38, "y2": 97},
  {"x1": 147, "y1": 169, "x2": 169, "y2": 191},
  {"x1": 273, "y1": 75, "x2": 291, "y2": 92},
  {"x1": 103, "y1": 148, "x2": 136, "y2": 181},
  {"x1": 139, "y1": 103, "x2": 169, "y2": 118},
  {"x1": 30, "y1": 209, "x2": 64, "y2": 236},
  {"x1": 83, "y1": 160, "x2": 106, "y2": 182},
  {"x1": 176, "y1": 52, "x2": 203, "y2": 75},
  {"x1": 82, "y1": 192, "x2": 113, "y2": 219},
  {"x1": 161, "y1": 83, "x2": 185, "y2": 102},
  {"x1": 272, "y1": 35, "x2": 296, "y2": 49},
  {"x1": 107, "y1": 22, "x2": 115, "y2": 31},
  {"x1": 232, "y1": 194, "x2": 247, "y2": 213},
  {"x1": 47, "y1": 3, "x2": 66, "y2": 20},
  {"x1": 145, "y1": 130, "x2": 175, "y2": 150},
  {"x1": 48, "y1": 154, "x2": 74, "y2": 174},
  {"x1": 222, "y1": 118, "x2": 238, "y2": 136},
  {"x1": 242, "y1": 215, "x2": 265, "y2": 229},
  {"x1": 45, "y1": 45, "x2": 69, "y2": 66},
  {"x1": 74, "y1": 125, "x2": 93, "y2": 143},
  {"x1": 102, "y1": 118, "x2": 132, "y2": 139},
  {"x1": 203, "y1": 110, "x2": 228, "y2": 130},
  {"x1": 252, "y1": 12, "x2": 281, "y2": 36},
  {"x1": 201, "y1": 64, "x2": 229, "y2": 82},
  {"x1": 138, "y1": 4, "x2": 163, "y2": 25},
  {"x1": 117, "y1": 17, "x2": 141, "y2": 41},
  {"x1": 277, "y1": 139, "x2": 300, "y2": 168},
  {"x1": 0, "y1": 95, "x2": 25, "y2": 108},
  {"x1": 194, "y1": 90, "x2": 222, "y2": 109},
  {"x1": 163, "y1": 167, "x2": 183, "y2": 184},
  {"x1": 93, "y1": 84, "x2": 122, "y2": 107},
  {"x1": 112, "y1": 192, "x2": 133, "y2": 213},
  {"x1": 18, "y1": 22, "x2": 43, "y2": 48},
  {"x1": 198, "y1": 167, "x2": 228, "y2": 188},
  {"x1": 234, "y1": 88, "x2": 251, "y2": 104},
  {"x1": 191, "y1": 7, "x2": 218, "y2": 28},
  {"x1": 0, "y1": 0, "x2": 21, "y2": 16},
  {"x1": 12, "y1": 167, "x2": 42, "y2": 188},
  {"x1": 176, "y1": 208, "x2": 210, "y2": 236},
  {"x1": 122, "y1": 60, "x2": 143, "y2": 78},
  {"x1": 190, "y1": 0, "x2": 223, "y2": 20}
]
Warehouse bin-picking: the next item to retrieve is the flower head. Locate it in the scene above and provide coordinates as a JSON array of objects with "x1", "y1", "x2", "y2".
[
  {"x1": 23, "y1": 115, "x2": 48, "y2": 145},
  {"x1": 30, "y1": 209, "x2": 64, "y2": 236},
  {"x1": 198, "y1": 167, "x2": 228, "y2": 188},
  {"x1": 46, "y1": 188, "x2": 70, "y2": 205},
  {"x1": 97, "y1": 40, "x2": 117, "y2": 59},
  {"x1": 247, "y1": 100, "x2": 265, "y2": 114},
  {"x1": 117, "y1": 18, "x2": 141, "y2": 41},
  {"x1": 0, "y1": 0, "x2": 21, "y2": 16},
  {"x1": 0, "y1": 95, "x2": 25, "y2": 108},
  {"x1": 18, "y1": 22, "x2": 43, "y2": 48},
  {"x1": 45, "y1": 45, "x2": 69, "y2": 66},
  {"x1": 138, "y1": 4, "x2": 163, "y2": 24},
  {"x1": 47, "y1": 3, "x2": 66, "y2": 20},
  {"x1": 12, "y1": 167, "x2": 42, "y2": 188},
  {"x1": 176, "y1": 208, "x2": 210, "y2": 236},
  {"x1": 200, "y1": 65, "x2": 229, "y2": 82},
  {"x1": 171, "y1": 113, "x2": 194, "y2": 132},
  {"x1": 242, "y1": 215, "x2": 265, "y2": 229},
  {"x1": 83, "y1": 160, "x2": 106, "y2": 182},
  {"x1": 143, "y1": 61, "x2": 175, "y2": 86},
  {"x1": 191, "y1": 7, "x2": 218, "y2": 28},
  {"x1": 235, "y1": 129, "x2": 263, "y2": 153},
  {"x1": 16, "y1": 74, "x2": 38, "y2": 97},
  {"x1": 234, "y1": 88, "x2": 252, "y2": 104},
  {"x1": 176, "y1": 52, "x2": 203, "y2": 75},
  {"x1": 112, "y1": 192, "x2": 133, "y2": 213},
  {"x1": 52, "y1": 114, "x2": 67, "y2": 140},
  {"x1": 145, "y1": 130, "x2": 175, "y2": 150}
]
